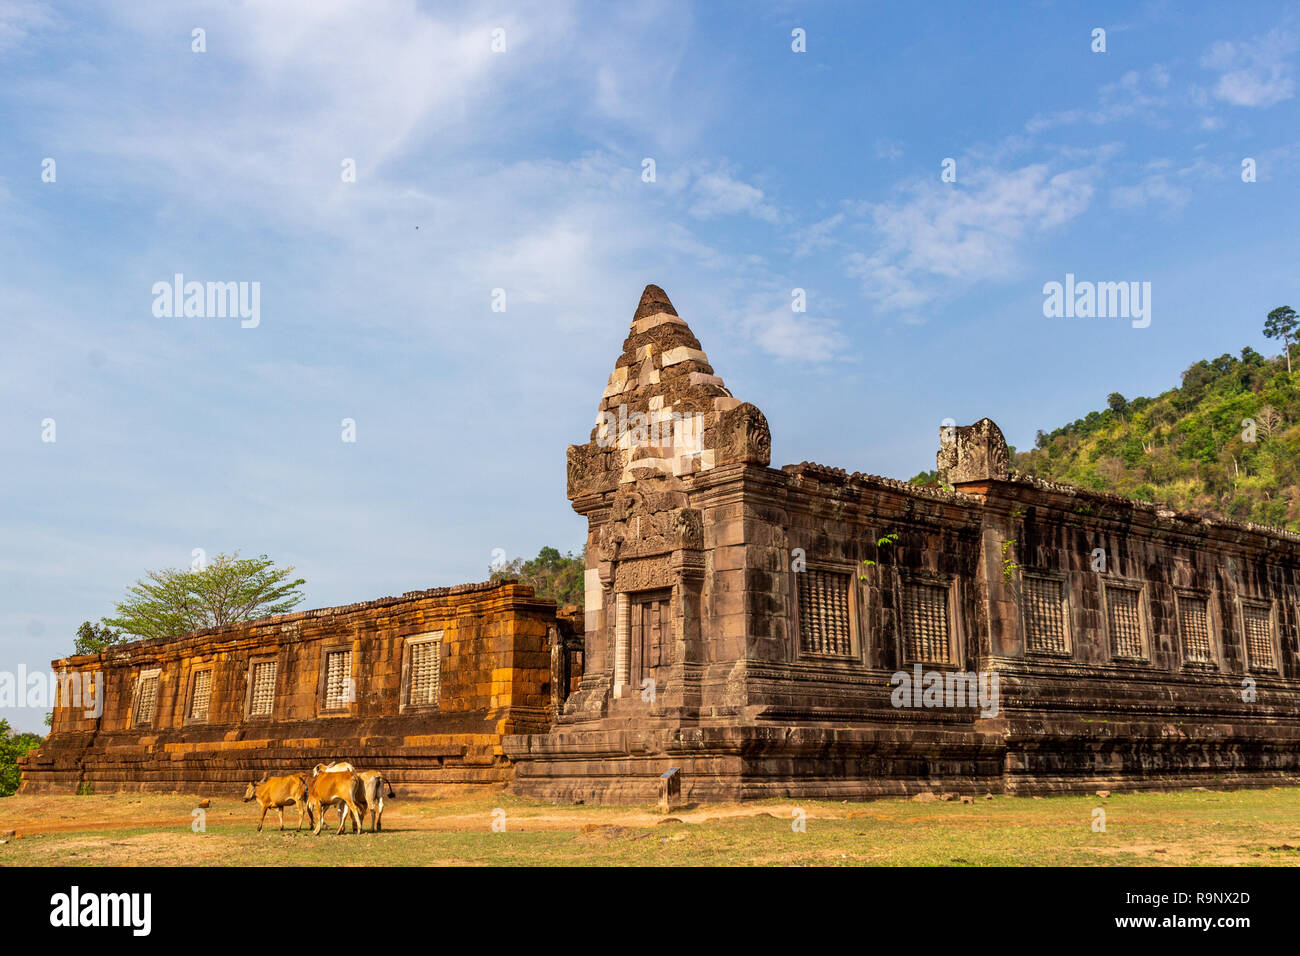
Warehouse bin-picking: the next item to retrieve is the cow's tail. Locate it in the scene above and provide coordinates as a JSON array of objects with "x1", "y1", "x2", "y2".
[{"x1": 385, "y1": 776, "x2": 395, "y2": 798}]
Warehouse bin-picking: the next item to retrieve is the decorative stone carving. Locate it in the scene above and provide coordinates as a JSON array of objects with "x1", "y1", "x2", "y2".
[
  {"x1": 614, "y1": 556, "x2": 673, "y2": 592},
  {"x1": 671, "y1": 508, "x2": 703, "y2": 550},
  {"x1": 711, "y1": 402, "x2": 771, "y2": 466},
  {"x1": 610, "y1": 489, "x2": 644, "y2": 523},
  {"x1": 935, "y1": 417, "x2": 1010, "y2": 485},
  {"x1": 596, "y1": 524, "x2": 624, "y2": 563},
  {"x1": 567, "y1": 443, "x2": 617, "y2": 498}
]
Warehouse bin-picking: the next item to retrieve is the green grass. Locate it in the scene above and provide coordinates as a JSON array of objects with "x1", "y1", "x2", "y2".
[{"x1": 2, "y1": 787, "x2": 1299, "y2": 866}]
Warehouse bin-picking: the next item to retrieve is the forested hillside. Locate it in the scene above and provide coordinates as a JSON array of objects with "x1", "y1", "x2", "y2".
[{"x1": 1010, "y1": 342, "x2": 1299, "y2": 531}]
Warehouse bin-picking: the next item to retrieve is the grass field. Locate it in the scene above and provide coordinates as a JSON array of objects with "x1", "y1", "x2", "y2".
[{"x1": 2, "y1": 786, "x2": 1299, "y2": 866}]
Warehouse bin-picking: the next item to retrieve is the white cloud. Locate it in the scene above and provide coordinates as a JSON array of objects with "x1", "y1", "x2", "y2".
[
  {"x1": 1111, "y1": 174, "x2": 1190, "y2": 212},
  {"x1": 0, "y1": 0, "x2": 56, "y2": 52},
  {"x1": 1202, "y1": 29, "x2": 1297, "y2": 108},
  {"x1": 790, "y1": 212, "x2": 845, "y2": 259},
  {"x1": 846, "y1": 163, "x2": 1097, "y2": 314},
  {"x1": 875, "y1": 138, "x2": 904, "y2": 161},
  {"x1": 1026, "y1": 66, "x2": 1173, "y2": 132},
  {"x1": 739, "y1": 305, "x2": 845, "y2": 363},
  {"x1": 0, "y1": 0, "x2": 753, "y2": 353},
  {"x1": 1109, "y1": 156, "x2": 1224, "y2": 213},
  {"x1": 688, "y1": 170, "x2": 780, "y2": 223}
]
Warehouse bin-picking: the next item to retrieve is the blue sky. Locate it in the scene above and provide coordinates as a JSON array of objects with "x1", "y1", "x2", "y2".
[{"x1": 3, "y1": 1, "x2": 1299, "y2": 730}]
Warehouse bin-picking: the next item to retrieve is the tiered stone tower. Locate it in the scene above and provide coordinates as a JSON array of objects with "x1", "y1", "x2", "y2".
[
  {"x1": 507, "y1": 285, "x2": 783, "y2": 801},
  {"x1": 560, "y1": 284, "x2": 770, "y2": 716},
  {"x1": 568, "y1": 282, "x2": 770, "y2": 488}
]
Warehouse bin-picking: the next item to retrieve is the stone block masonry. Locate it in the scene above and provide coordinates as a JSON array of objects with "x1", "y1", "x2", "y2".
[
  {"x1": 20, "y1": 582, "x2": 582, "y2": 796},
  {"x1": 22, "y1": 283, "x2": 1300, "y2": 804},
  {"x1": 504, "y1": 285, "x2": 1300, "y2": 803}
]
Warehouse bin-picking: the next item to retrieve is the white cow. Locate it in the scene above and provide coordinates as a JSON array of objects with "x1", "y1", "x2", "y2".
[{"x1": 312, "y1": 762, "x2": 395, "y2": 832}]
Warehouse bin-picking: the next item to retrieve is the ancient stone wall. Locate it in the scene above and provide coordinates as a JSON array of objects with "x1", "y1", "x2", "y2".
[
  {"x1": 24, "y1": 282, "x2": 1300, "y2": 805},
  {"x1": 505, "y1": 285, "x2": 1300, "y2": 804},
  {"x1": 20, "y1": 581, "x2": 582, "y2": 796}
]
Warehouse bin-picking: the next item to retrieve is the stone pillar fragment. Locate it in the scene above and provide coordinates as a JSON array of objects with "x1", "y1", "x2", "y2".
[
  {"x1": 613, "y1": 592, "x2": 630, "y2": 697},
  {"x1": 936, "y1": 417, "x2": 1010, "y2": 488}
]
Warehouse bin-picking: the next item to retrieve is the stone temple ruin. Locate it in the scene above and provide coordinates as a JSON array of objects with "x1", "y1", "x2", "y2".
[
  {"x1": 22, "y1": 285, "x2": 1300, "y2": 802},
  {"x1": 21, "y1": 582, "x2": 583, "y2": 795}
]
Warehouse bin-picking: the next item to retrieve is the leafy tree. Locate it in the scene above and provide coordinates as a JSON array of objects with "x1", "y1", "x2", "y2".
[
  {"x1": 73, "y1": 620, "x2": 126, "y2": 656},
  {"x1": 1181, "y1": 361, "x2": 1215, "y2": 399},
  {"x1": 0, "y1": 719, "x2": 45, "y2": 797},
  {"x1": 489, "y1": 546, "x2": 585, "y2": 605},
  {"x1": 102, "y1": 552, "x2": 306, "y2": 641},
  {"x1": 1264, "y1": 306, "x2": 1298, "y2": 376}
]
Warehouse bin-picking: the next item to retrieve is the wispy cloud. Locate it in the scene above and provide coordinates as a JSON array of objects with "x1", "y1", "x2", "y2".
[
  {"x1": 0, "y1": 0, "x2": 56, "y2": 52},
  {"x1": 1109, "y1": 157, "x2": 1225, "y2": 214},
  {"x1": 1110, "y1": 173, "x2": 1191, "y2": 213},
  {"x1": 737, "y1": 303, "x2": 846, "y2": 363},
  {"x1": 686, "y1": 168, "x2": 781, "y2": 223},
  {"x1": 875, "y1": 138, "x2": 905, "y2": 161},
  {"x1": 790, "y1": 212, "x2": 845, "y2": 259},
  {"x1": 1026, "y1": 66, "x2": 1173, "y2": 132},
  {"x1": 845, "y1": 163, "x2": 1097, "y2": 315},
  {"x1": 1201, "y1": 29, "x2": 1297, "y2": 108}
]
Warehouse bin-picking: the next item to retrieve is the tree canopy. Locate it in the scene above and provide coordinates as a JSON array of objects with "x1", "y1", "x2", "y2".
[
  {"x1": 1264, "y1": 305, "x2": 1297, "y2": 376},
  {"x1": 101, "y1": 552, "x2": 306, "y2": 641},
  {"x1": 73, "y1": 620, "x2": 126, "y2": 656},
  {"x1": 0, "y1": 719, "x2": 44, "y2": 797},
  {"x1": 489, "y1": 546, "x2": 585, "y2": 605}
]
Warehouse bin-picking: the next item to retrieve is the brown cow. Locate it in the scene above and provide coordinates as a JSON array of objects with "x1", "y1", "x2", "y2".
[
  {"x1": 243, "y1": 773, "x2": 313, "y2": 832},
  {"x1": 307, "y1": 767, "x2": 366, "y2": 836},
  {"x1": 313, "y1": 762, "x2": 395, "y2": 833}
]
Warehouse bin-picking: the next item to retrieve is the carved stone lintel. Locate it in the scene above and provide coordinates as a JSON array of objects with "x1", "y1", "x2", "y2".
[{"x1": 614, "y1": 555, "x2": 673, "y2": 593}]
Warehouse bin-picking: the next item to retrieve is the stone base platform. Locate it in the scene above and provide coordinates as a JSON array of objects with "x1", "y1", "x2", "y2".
[
  {"x1": 505, "y1": 717, "x2": 1300, "y2": 805},
  {"x1": 21, "y1": 718, "x2": 522, "y2": 797}
]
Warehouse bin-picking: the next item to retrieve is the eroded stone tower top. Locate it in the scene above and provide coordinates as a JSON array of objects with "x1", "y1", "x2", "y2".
[
  {"x1": 566, "y1": 284, "x2": 771, "y2": 499},
  {"x1": 935, "y1": 417, "x2": 1011, "y2": 487}
]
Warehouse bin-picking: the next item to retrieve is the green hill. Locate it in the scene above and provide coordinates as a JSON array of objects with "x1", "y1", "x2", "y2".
[{"x1": 1007, "y1": 345, "x2": 1300, "y2": 531}]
